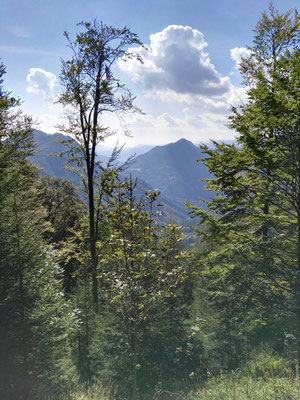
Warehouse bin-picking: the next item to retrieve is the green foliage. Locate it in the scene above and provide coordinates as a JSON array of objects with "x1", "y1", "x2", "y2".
[
  {"x1": 58, "y1": 19, "x2": 143, "y2": 313},
  {"x1": 0, "y1": 60, "x2": 20, "y2": 128},
  {"x1": 69, "y1": 381, "x2": 111, "y2": 400},
  {"x1": 46, "y1": 371, "x2": 300, "y2": 400},
  {"x1": 2, "y1": 6, "x2": 300, "y2": 399},
  {"x1": 188, "y1": 4, "x2": 300, "y2": 371},
  {"x1": 96, "y1": 179, "x2": 192, "y2": 398},
  {"x1": 0, "y1": 153, "x2": 78, "y2": 398},
  {"x1": 101, "y1": 182, "x2": 186, "y2": 326},
  {"x1": 37, "y1": 176, "x2": 86, "y2": 244},
  {"x1": 192, "y1": 372, "x2": 300, "y2": 400},
  {"x1": 37, "y1": 176, "x2": 86, "y2": 292},
  {"x1": 242, "y1": 347, "x2": 296, "y2": 379},
  {"x1": 0, "y1": 61, "x2": 79, "y2": 399},
  {"x1": 46, "y1": 381, "x2": 111, "y2": 400}
]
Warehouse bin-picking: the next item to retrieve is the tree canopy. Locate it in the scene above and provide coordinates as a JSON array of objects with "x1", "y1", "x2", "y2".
[{"x1": 1, "y1": 5, "x2": 300, "y2": 399}]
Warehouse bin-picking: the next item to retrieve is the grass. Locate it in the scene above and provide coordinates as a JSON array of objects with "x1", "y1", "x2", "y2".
[
  {"x1": 47, "y1": 381, "x2": 111, "y2": 400},
  {"x1": 191, "y1": 371, "x2": 300, "y2": 400},
  {"x1": 48, "y1": 370, "x2": 300, "y2": 400}
]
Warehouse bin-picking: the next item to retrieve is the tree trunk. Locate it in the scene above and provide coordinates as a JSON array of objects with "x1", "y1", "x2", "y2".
[
  {"x1": 131, "y1": 322, "x2": 138, "y2": 400},
  {"x1": 87, "y1": 167, "x2": 99, "y2": 313}
]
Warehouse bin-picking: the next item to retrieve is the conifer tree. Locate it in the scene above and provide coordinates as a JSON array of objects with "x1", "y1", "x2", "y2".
[
  {"x1": 189, "y1": 4, "x2": 300, "y2": 367},
  {"x1": 0, "y1": 61, "x2": 77, "y2": 399}
]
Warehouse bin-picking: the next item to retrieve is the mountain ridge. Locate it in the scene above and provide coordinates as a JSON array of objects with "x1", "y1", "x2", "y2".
[
  {"x1": 125, "y1": 137, "x2": 211, "y2": 207},
  {"x1": 30, "y1": 130, "x2": 211, "y2": 225}
]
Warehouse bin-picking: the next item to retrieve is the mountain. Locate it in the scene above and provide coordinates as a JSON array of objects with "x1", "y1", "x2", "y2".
[
  {"x1": 30, "y1": 131, "x2": 211, "y2": 226},
  {"x1": 31, "y1": 130, "x2": 111, "y2": 184},
  {"x1": 31, "y1": 130, "x2": 81, "y2": 185},
  {"x1": 97, "y1": 144, "x2": 154, "y2": 162},
  {"x1": 125, "y1": 138, "x2": 211, "y2": 208}
]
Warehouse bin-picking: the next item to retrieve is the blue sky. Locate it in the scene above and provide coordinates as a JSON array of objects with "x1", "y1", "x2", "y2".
[{"x1": 0, "y1": 0, "x2": 297, "y2": 148}]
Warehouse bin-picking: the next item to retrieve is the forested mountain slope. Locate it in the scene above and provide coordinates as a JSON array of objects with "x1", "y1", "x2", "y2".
[
  {"x1": 126, "y1": 138, "x2": 211, "y2": 207},
  {"x1": 30, "y1": 131, "x2": 210, "y2": 224},
  {"x1": 31, "y1": 130, "x2": 82, "y2": 185},
  {"x1": 1, "y1": 5, "x2": 299, "y2": 400}
]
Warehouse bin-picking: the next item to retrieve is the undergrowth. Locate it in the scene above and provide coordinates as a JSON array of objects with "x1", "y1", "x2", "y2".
[
  {"x1": 48, "y1": 372, "x2": 300, "y2": 400},
  {"x1": 191, "y1": 370, "x2": 300, "y2": 400}
]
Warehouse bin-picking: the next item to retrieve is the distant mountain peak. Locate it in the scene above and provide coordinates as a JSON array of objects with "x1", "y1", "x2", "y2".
[
  {"x1": 33, "y1": 129, "x2": 75, "y2": 143},
  {"x1": 168, "y1": 138, "x2": 197, "y2": 151},
  {"x1": 126, "y1": 136, "x2": 210, "y2": 209},
  {"x1": 173, "y1": 138, "x2": 194, "y2": 145},
  {"x1": 29, "y1": 130, "x2": 211, "y2": 226}
]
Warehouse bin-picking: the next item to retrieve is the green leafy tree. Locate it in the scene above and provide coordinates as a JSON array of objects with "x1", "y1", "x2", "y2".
[
  {"x1": 58, "y1": 20, "x2": 142, "y2": 312},
  {"x1": 37, "y1": 176, "x2": 86, "y2": 292},
  {"x1": 138, "y1": 224, "x2": 200, "y2": 397},
  {"x1": 99, "y1": 180, "x2": 187, "y2": 399},
  {"x1": 55, "y1": 167, "x2": 129, "y2": 381},
  {"x1": 37, "y1": 176, "x2": 86, "y2": 244}
]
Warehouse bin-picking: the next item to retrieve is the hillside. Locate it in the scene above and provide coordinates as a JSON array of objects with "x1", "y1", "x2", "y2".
[
  {"x1": 30, "y1": 131, "x2": 210, "y2": 225},
  {"x1": 126, "y1": 138, "x2": 211, "y2": 207},
  {"x1": 31, "y1": 130, "x2": 82, "y2": 185}
]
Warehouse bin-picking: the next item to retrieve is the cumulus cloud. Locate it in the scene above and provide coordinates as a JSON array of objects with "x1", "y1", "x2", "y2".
[
  {"x1": 108, "y1": 26, "x2": 252, "y2": 147},
  {"x1": 119, "y1": 25, "x2": 231, "y2": 98},
  {"x1": 26, "y1": 68, "x2": 57, "y2": 101},
  {"x1": 38, "y1": 113, "x2": 63, "y2": 133},
  {"x1": 230, "y1": 47, "x2": 252, "y2": 70},
  {"x1": 107, "y1": 107, "x2": 235, "y2": 147}
]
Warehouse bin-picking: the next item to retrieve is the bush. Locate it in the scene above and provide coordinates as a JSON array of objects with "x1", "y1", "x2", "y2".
[{"x1": 242, "y1": 346, "x2": 296, "y2": 379}]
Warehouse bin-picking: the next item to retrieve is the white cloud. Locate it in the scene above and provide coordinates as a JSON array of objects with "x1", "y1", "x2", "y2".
[
  {"x1": 26, "y1": 68, "x2": 57, "y2": 101},
  {"x1": 37, "y1": 112, "x2": 63, "y2": 133},
  {"x1": 102, "y1": 108, "x2": 236, "y2": 148},
  {"x1": 230, "y1": 47, "x2": 252, "y2": 70},
  {"x1": 113, "y1": 26, "x2": 250, "y2": 147},
  {"x1": 23, "y1": 27, "x2": 247, "y2": 147},
  {"x1": 159, "y1": 113, "x2": 177, "y2": 128},
  {"x1": 228, "y1": 86, "x2": 248, "y2": 107},
  {"x1": 119, "y1": 25, "x2": 231, "y2": 98}
]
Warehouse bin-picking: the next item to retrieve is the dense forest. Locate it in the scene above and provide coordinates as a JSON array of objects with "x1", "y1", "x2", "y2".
[{"x1": 0, "y1": 5, "x2": 299, "y2": 400}]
